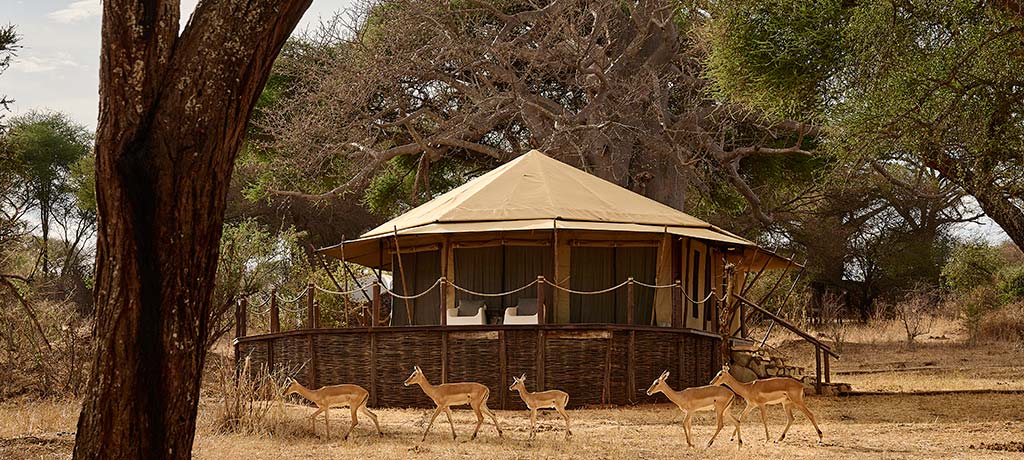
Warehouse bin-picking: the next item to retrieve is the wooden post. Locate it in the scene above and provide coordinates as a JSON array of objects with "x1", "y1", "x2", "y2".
[
  {"x1": 307, "y1": 334, "x2": 318, "y2": 388},
  {"x1": 441, "y1": 331, "x2": 448, "y2": 384},
  {"x1": 671, "y1": 280, "x2": 681, "y2": 328},
  {"x1": 235, "y1": 298, "x2": 247, "y2": 339},
  {"x1": 439, "y1": 278, "x2": 447, "y2": 326},
  {"x1": 824, "y1": 352, "x2": 831, "y2": 384},
  {"x1": 269, "y1": 288, "x2": 280, "y2": 333},
  {"x1": 537, "y1": 276, "x2": 546, "y2": 324},
  {"x1": 627, "y1": 330, "x2": 636, "y2": 403},
  {"x1": 307, "y1": 282, "x2": 317, "y2": 329},
  {"x1": 603, "y1": 335, "x2": 612, "y2": 405},
  {"x1": 369, "y1": 331, "x2": 377, "y2": 406},
  {"x1": 499, "y1": 330, "x2": 507, "y2": 409},
  {"x1": 815, "y1": 345, "x2": 822, "y2": 395},
  {"x1": 627, "y1": 278, "x2": 635, "y2": 325},
  {"x1": 371, "y1": 283, "x2": 381, "y2": 328}
]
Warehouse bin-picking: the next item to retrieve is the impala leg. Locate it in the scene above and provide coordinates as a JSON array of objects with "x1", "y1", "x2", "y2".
[
  {"x1": 343, "y1": 405, "x2": 358, "y2": 441},
  {"x1": 324, "y1": 408, "x2": 331, "y2": 441},
  {"x1": 707, "y1": 403, "x2": 727, "y2": 448},
  {"x1": 555, "y1": 404, "x2": 572, "y2": 439},
  {"x1": 682, "y1": 411, "x2": 694, "y2": 448},
  {"x1": 731, "y1": 404, "x2": 753, "y2": 443},
  {"x1": 308, "y1": 407, "x2": 325, "y2": 437},
  {"x1": 360, "y1": 405, "x2": 382, "y2": 436},
  {"x1": 482, "y1": 402, "x2": 502, "y2": 437},
  {"x1": 793, "y1": 399, "x2": 824, "y2": 444},
  {"x1": 441, "y1": 408, "x2": 456, "y2": 440},
  {"x1": 776, "y1": 402, "x2": 794, "y2": 443},
  {"x1": 422, "y1": 407, "x2": 444, "y2": 442},
  {"x1": 529, "y1": 408, "x2": 538, "y2": 440},
  {"x1": 470, "y1": 403, "x2": 486, "y2": 440},
  {"x1": 730, "y1": 412, "x2": 743, "y2": 447},
  {"x1": 758, "y1": 405, "x2": 770, "y2": 443}
]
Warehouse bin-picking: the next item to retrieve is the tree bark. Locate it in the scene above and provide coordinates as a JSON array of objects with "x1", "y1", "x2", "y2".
[{"x1": 72, "y1": 1, "x2": 311, "y2": 459}]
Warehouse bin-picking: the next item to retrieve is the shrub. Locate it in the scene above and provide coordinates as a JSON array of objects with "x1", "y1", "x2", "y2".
[
  {"x1": 890, "y1": 285, "x2": 940, "y2": 349},
  {"x1": 958, "y1": 285, "x2": 1000, "y2": 346},
  {"x1": 999, "y1": 266, "x2": 1024, "y2": 303},
  {"x1": 978, "y1": 302, "x2": 1024, "y2": 349}
]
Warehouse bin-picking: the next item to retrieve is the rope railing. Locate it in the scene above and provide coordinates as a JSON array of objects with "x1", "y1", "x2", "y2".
[
  {"x1": 313, "y1": 284, "x2": 372, "y2": 296},
  {"x1": 450, "y1": 278, "x2": 539, "y2": 297},
  {"x1": 244, "y1": 277, "x2": 727, "y2": 305},
  {"x1": 381, "y1": 277, "x2": 443, "y2": 300}
]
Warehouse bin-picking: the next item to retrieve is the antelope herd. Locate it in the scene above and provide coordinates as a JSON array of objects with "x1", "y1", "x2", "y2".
[{"x1": 282, "y1": 364, "x2": 823, "y2": 447}]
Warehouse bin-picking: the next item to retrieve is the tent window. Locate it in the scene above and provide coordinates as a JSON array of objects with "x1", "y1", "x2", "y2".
[
  {"x1": 391, "y1": 250, "x2": 442, "y2": 326},
  {"x1": 454, "y1": 245, "x2": 552, "y2": 315},
  {"x1": 691, "y1": 250, "x2": 701, "y2": 319},
  {"x1": 704, "y1": 250, "x2": 713, "y2": 321},
  {"x1": 570, "y1": 246, "x2": 657, "y2": 324}
]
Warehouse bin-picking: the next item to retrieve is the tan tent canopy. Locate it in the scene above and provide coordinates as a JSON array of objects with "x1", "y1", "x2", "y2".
[{"x1": 319, "y1": 150, "x2": 794, "y2": 269}]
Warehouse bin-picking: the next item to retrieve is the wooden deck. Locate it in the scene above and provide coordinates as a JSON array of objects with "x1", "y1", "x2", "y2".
[{"x1": 235, "y1": 324, "x2": 722, "y2": 409}]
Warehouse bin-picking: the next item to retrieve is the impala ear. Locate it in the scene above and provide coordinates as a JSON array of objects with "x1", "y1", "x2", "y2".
[
  {"x1": 660, "y1": 370, "x2": 670, "y2": 380},
  {"x1": 414, "y1": 365, "x2": 421, "y2": 373},
  {"x1": 520, "y1": 373, "x2": 527, "y2": 380}
]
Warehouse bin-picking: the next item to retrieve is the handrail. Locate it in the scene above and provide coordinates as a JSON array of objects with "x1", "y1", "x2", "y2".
[{"x1": 732, "y1": 293, "x2": 839, "y2": 359}]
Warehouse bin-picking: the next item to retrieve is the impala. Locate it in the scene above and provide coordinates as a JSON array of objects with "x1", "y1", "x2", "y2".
[
  {"x1": 710, "y1": 364, "x2": 823, "y2": 444},
  {"x1": 283, "y1": 379, "x2": 382, "y2": 440},
  {"x1": 646, "y1": 370, "x2": 741, "y2": 448},
  {"x1": 404, "y1": 366, "x2": 503, "y2": 441},
  {"x1": 508, "y1": 373, "x2": 571, "y2": 440}
]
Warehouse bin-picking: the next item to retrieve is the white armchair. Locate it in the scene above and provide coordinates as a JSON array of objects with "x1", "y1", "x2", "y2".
[
  {"x1": 447, "y1": 299, "x2": 487, "y2": 325},
  {"x1": 503, "y1": 298, "x2": 540, "y2": 325}
]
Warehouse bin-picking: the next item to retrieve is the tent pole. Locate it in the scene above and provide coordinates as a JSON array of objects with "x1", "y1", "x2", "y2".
[{"x1": 392, "y1": 226, "x2": 413, "y2": 326}]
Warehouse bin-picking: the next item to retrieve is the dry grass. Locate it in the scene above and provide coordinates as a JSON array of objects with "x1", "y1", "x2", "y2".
[
  {"x1": 5, "y1": 394, "x2": 1024, "y2": 459},
  {"x1": 4, "y1": 317, "x2": 1024, "y2": 459}
]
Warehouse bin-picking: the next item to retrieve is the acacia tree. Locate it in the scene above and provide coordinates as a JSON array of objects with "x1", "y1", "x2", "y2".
[
  {"x1": 705, "y1": 0, "x2": 1024, "y2": 249},
  {"x1": 73, "y1": 1, "x2": 311, "y2": 459},
  {"x1": 3, "y1": 111, "x2": 92, "y2": 278},
  {"x1": 256, "y1": 0, "x2": 818, "y2": 222}
]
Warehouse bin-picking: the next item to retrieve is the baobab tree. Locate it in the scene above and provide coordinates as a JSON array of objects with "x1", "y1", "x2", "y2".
[{"x1": 73, "y1": 1, "x2": 311, "y2": 459}]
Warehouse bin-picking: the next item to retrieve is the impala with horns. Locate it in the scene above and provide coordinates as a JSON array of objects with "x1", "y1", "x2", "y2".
[
  {"x1": 646, "y1": 370, "x2": 741, "y2": 448},
  {"x1": 509, "y1": 373, "x2": 572, "y2": 440},
  {"x1": 710, "y1": 364, "x2": 823, "y2": 444},
  {"x1": 404, "y1": 366, "x2": 503, "y2": 441},
  {"x1": 283, "y1": 378, "x2": 382, "y2": 440}
]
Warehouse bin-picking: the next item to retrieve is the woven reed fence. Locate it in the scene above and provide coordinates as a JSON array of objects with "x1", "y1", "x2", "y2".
[{"x1": 236, "y1": 325, "x2": 721, "y2": 409}]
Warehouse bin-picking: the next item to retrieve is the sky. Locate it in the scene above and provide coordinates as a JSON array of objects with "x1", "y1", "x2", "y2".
[
  {"x1": 0, "y1": 1, "x2": 1012, "y2": 245},
  {"x1": 2, "y1": 0, "x2": 356, "y2": 129}
]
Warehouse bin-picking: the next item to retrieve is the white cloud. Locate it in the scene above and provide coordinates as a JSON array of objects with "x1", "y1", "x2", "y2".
[
  {"x1": 48, "y1": 1, "x2": 102, "y2": 24},
  {"x1": 14, "y1": 53, "x2": 84, "y2": 73}
]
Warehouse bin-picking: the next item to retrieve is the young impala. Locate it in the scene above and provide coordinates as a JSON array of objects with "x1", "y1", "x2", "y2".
[
  {"x1": 646, "y1": 370, "x2": 741, "y2": 448},
  {"x1": 710, "y1": 364, "x2": 823, "y2": 444},
  {"x1": 283, "y1": 379, "x2": 382, "y2": 440},
  {"x1": 403, "y1": 366, "x2": 503, "y2": 441},
  {"x1": 508, "y1": 373, "x2": 572, "y2": 440}
]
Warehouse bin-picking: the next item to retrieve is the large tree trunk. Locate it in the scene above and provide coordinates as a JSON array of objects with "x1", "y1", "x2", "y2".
[{"x1": 73, "y1": 1, "x2": 310, "y2": 459}]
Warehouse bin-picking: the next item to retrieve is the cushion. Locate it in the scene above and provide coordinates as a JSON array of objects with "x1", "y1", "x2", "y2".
[
  {"x1": 516, "y1": 298, "x2": 539, "y2": 316},
  {"x1": 458, "y1": 299, "x2": 485, "y2": 317}
]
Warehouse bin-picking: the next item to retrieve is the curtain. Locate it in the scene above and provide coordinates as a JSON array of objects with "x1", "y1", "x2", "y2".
[
  {"x1": 570, "y1": 247, "x2": 616, "y2": 323},
  {"x1": 615, "y1": 246, "x2": 658, "y2": 325},
  {"x1": 454, "y1": 246, "x2": 503, "y2": 314},
  {"x1": 570, "y1": 246, "x2": 658, "y2": 324},
  {"x1": 391, "y1": 250, "x2": 442, "y2": 326},
  {"x1": 503, "y1": 245, "x2": 553, "y2": 309}
]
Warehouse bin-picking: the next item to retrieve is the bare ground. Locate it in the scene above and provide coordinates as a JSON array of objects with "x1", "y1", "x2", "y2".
[{"x1": 3, "y1": 319, "x2": 1023, "y2": 459}]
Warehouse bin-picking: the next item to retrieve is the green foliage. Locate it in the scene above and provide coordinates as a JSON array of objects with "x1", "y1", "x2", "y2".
[
  {"x1": 70, "y1": 153, "x2": 96, "y2": 213},
  {"x1": 999, "y1": 266, "x2": 1024, "y2": 303},
  {"x1": 944, "y1": 242, "x2": 1002, "y2": 287},
  {"x1": 362, "y1": 154, "x2": 490, "y2": 218},
  {"x1": 3, "y1": 111, "x2": 92, "y2": 197},
  {"x1": 705, "y1": 0, "x2": 848, "y2": 119},
  {"x1": 941, "y1": 242, "x2": 1003, "y2": 294}
]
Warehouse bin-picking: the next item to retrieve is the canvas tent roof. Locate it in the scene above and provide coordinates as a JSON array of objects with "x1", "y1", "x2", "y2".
[{"x1": 320, "y1": 150, "x2": 791, "y2": 268}]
